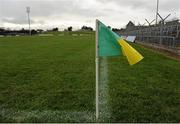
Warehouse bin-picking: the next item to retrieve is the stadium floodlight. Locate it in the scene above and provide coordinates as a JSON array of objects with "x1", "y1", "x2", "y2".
[{"x1": 26, "y1": 7, "x2": 31, "y2": 35}]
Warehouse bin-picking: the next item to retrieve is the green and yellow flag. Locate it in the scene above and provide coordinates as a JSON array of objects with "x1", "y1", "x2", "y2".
[
  {"x1": 98, "y1": 20, "x2": 144, "y2": 65},
  {"x1": 98, "y1": 21, "x2": 121, "y2": 56}
]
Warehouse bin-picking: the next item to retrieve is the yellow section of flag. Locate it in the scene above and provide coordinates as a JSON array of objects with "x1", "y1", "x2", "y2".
[{"x1": 118, "y1": 39, "x2": 144, "y2": 65}]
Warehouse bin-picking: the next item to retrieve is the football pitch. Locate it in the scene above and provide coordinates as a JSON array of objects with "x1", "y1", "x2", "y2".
[{"x1": 0, "y1": 32, "x2": 179, "y2": 122}]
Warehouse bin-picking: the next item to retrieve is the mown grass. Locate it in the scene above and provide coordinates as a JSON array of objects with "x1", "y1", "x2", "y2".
[
  {"x1": 108, "y1": 43, "x2": 180, "y2": 122},
  {"x1": 0, "y1": 32, "x2": 180, "y2": 122},
  {"x1": 0, "y1": 33, "x2": 95, "y2": 122}
]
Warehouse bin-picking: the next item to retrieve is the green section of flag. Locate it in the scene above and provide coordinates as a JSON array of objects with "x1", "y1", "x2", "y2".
[{"x1": 98, "y1": 21, "x2": 121, "y2": 57}]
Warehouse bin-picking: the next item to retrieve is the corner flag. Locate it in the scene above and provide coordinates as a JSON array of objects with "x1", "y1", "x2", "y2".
[
  {"x1": 95, "y1": 20, "x2": 144, "y2": 120},
  {"x1": 97, "y1": 20, "x2": 144, "y2": 65}
]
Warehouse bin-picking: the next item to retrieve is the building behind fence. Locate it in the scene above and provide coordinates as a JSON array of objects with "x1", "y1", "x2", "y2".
[{"x1": 116, "y1": 19, "x2": 180, "y2": 48}]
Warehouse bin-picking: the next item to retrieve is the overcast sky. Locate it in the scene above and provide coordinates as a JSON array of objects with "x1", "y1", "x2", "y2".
[{"x1": 0, "y1": 0, "x2": 180, "y2": 30}]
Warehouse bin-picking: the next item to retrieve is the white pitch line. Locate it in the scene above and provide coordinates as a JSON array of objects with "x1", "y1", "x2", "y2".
[
  {"x1": 0, "y1": 108, "x2": 94, "y2": 122},
  {"x1": 99, "y1": 57, "x2": 111, "y2": 121}
]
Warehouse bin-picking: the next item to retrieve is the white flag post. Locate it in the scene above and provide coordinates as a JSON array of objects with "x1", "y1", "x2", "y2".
[{"x1": 95, "y1": 19, "x2": 99, "y2": 120}]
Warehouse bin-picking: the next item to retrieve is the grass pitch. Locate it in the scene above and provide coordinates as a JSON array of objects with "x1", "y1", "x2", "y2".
[
  {"x1": 108, "y1": 44, "x2": 180, "y2": 122},
  {"x1": 0, "y1": 33, "x2": 95, "y2": 122},
  {"x1": 0, "y1": 32, "x2": 179, "y2": 122}
]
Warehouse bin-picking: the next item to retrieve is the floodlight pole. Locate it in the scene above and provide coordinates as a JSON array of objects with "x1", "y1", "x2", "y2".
[
  {"x1": 26, "y1": 7, "x2": 31, "y2": 35},
  {"x1": 95, "y1": 19, "x2": 99, "y2": 120},
  {"x1": 156, "y1": 0, "x2": 159, "y2": 25}
]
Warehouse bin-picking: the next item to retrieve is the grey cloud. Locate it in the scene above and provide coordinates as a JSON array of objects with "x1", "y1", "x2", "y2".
[
  {"x1": 0, "y1": 0, "x2": 103, "y2": 18},
  {"x1": 0, "y1": 0, "x2": 179, "y2": 29},
  {"x1": 0, "y1": 0, "x2": 105, "y2": 27},
  {"x1": 2, "y1": 17, "x2": 35, "y2": 24},
  {"x1": 99, "y1": 0, "x2": 180, "y2": 12}
]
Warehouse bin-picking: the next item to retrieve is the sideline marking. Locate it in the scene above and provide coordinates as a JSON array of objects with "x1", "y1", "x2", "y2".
[
  {"x1": 0, "y1": 108, "x2": 94, "y2": 122},
  {"x1": 99, "y1": 57, "x2": 111, "y2": 121}
]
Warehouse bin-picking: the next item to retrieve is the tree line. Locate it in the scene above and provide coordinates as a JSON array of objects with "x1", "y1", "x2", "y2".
[{"x1": 0, "y1": 26, "x2": 94, "y2": 36}]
